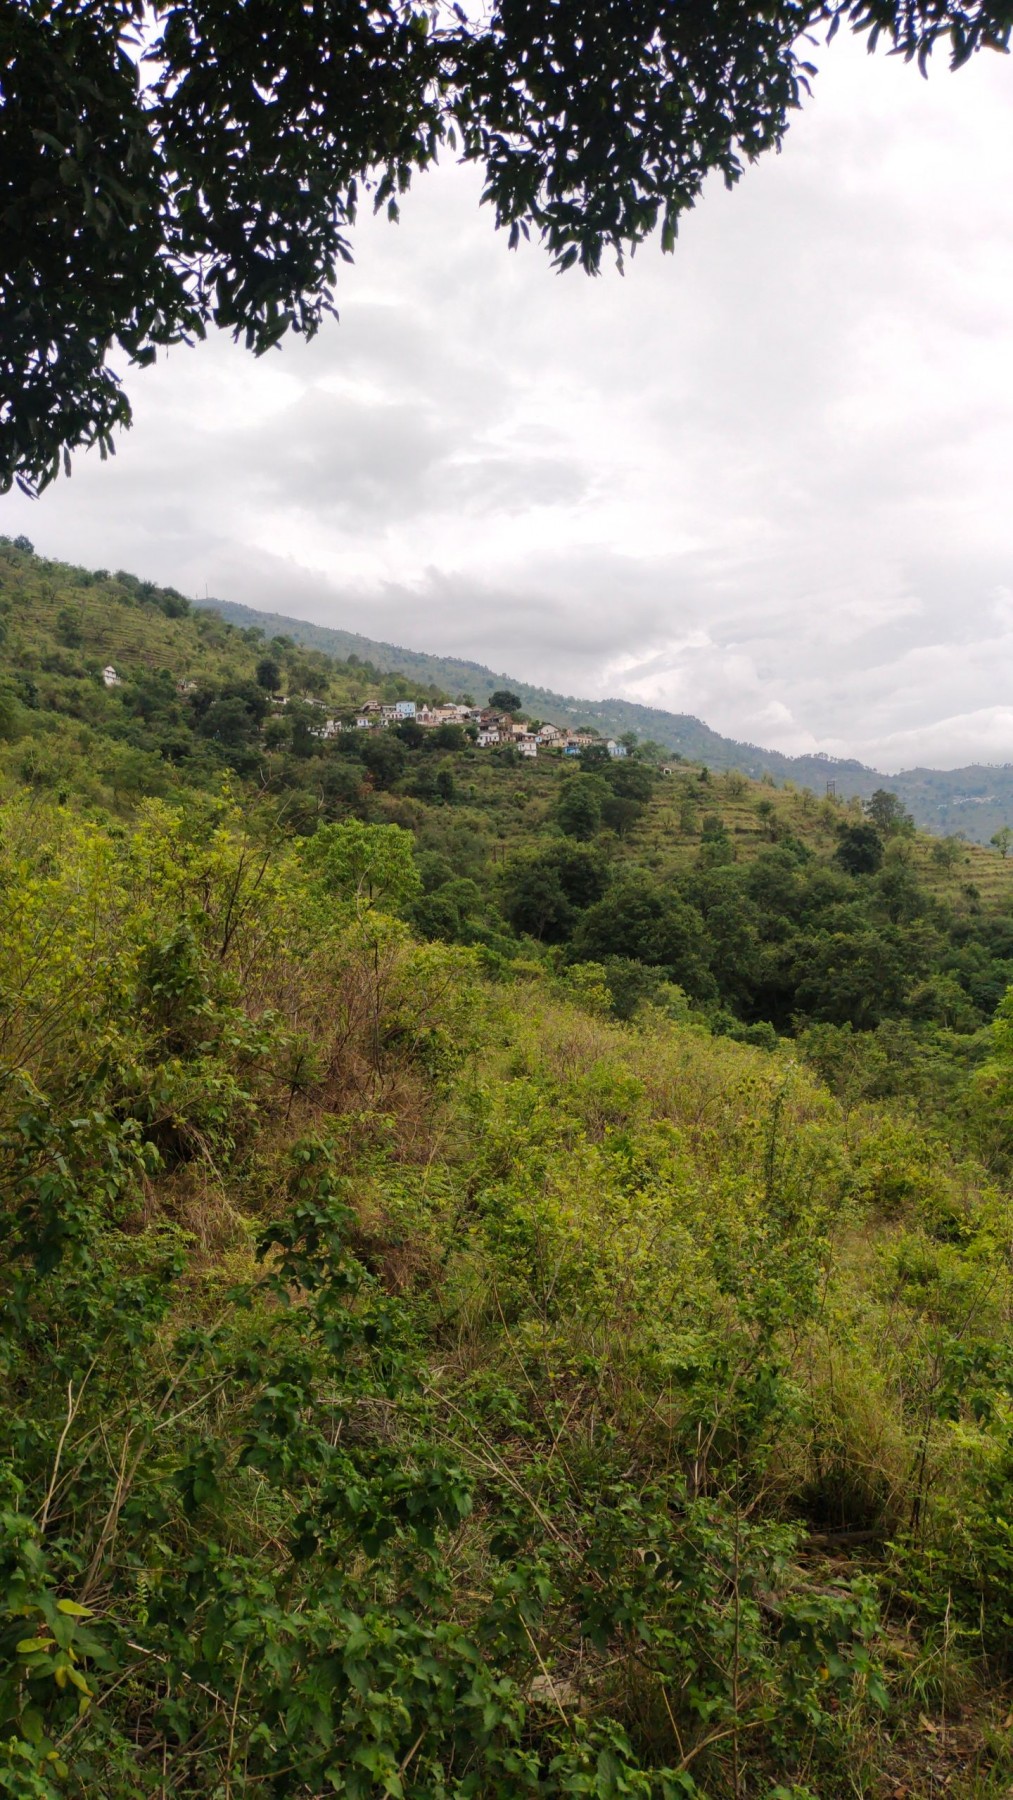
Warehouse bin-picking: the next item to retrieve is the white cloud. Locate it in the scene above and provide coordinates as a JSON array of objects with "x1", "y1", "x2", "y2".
[
  {"x1": 3, "y1": 30, "x2": 1013, "y2": 771},
  {"x1": 864, "y1": 707, "x2": 1013, "y2": 771}
]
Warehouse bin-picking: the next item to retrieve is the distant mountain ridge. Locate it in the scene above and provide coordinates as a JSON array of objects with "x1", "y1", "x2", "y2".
[{"x1": 197, "y1": 596, "x2": 1013, "y2": 844}]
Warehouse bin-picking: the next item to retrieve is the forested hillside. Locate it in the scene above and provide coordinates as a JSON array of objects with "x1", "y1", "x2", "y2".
[{"x1": 5, "y1": 537, "x2": 1013, "y2": 1798}]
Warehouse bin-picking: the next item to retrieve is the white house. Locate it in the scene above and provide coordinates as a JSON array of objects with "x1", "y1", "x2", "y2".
[
  {"x1": 394, "y1": 700, "x2": 416, "y2": 719},
  {"x1": 102, "y1": 665, "x2": 122, "y2": 688},
  {"x1": 606, "y1": 740, "x2": 628, "y2": 759},
  {"x1": 518, "y1": 736, "x2": 538, "y2": 758},
  {"x1": 355, "y1": 715, "x2": 372, "y2": 730},
  {"x1": 477, "y1": 729, "x2": 500, "y2": 747}
]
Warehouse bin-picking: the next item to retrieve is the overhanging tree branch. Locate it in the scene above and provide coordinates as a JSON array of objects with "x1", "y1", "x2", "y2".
[{"x1": 1, "y1": 0, "x2": 1008, "y2": 495}]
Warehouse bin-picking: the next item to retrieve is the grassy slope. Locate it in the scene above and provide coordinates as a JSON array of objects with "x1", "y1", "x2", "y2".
[
  {"x1": 2, "y1": 795, "x2": 1013, "y2": 1795},
  {"x1": 0, "y1": 548, "x2": 436, "y2": 811},
  {"x1": 3, "y1": 555, "x2": 1013, "y2": 1792}
]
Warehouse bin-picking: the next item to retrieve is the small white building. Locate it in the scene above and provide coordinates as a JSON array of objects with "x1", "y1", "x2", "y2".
[
  {"x1": 394, "y1": 700, "x2": 417, "y2": 719},
  {"x1": 477, "y1": 729, "x2": 500, "y2": 747},
  {"x1": 102, "y1": 665, "x2": 122, "y2": 688},
  {"x1": 606, "y1": 740, "x2": 628, "y2": 759},
  {"x1": 518, "y1": 736, "x2": 538, "y2": 758},
  {"x1": 355, "y1": 715, "x2": 372, "y2": 730}
]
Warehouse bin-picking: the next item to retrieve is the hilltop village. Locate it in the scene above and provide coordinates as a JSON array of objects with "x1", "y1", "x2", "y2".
[
  {"x1": 261, "y1": 694, "x2": 628, "y2": 759},
  {"x1": 343, "y1": 700, "x2": 628, "y2": 758},
  {"x1": 106, "y1": 663, "x2": 632, "y2": 759}
]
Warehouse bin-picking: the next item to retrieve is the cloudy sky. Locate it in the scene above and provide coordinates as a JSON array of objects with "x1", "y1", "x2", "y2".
[{"x1": 4, "y1": 31, "x2": 1013, "y2": 771}]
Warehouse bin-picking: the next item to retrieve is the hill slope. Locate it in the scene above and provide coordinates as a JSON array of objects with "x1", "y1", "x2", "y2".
[
  {"x1": 6, "y1": 544, "x2": 1013, "y2": 1796},
  {"x1": 194, "y1": 595, "x2": 875, "y2": 782},
  {"x1": 5, "y1": 537, "x2": 1013, "y2": 1033},
  {"x1": 198, "y1": 596, "x2": 1013, "y2": 842}
]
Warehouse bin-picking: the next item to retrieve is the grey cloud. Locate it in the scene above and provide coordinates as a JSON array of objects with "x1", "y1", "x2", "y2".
[{"x1": 234, "y1": 390, "x2": 450, "y2": 517}]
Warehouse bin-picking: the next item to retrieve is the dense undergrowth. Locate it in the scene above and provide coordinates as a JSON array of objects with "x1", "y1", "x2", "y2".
[
  {"x1": 5, "y1": 541, "x2": 1013, "y2": 1794},
  {"x1": 3, "y1": 791, "x2": 1013, "y2": 1797}
]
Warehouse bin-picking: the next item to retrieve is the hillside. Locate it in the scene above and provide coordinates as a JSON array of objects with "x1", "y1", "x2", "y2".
[
  {"x1": 4, "y1": 535, "x2": 1013, "y2": 1050},
  {"x1": 8, "y1": 540, "x2": 1013, "y2": 1796},
  {"x1": 197, "y1": 595, "x2": 1013, "y2": 842},
  {"x1": 192, "y1": 595, "x2": 880, "y2": 785}
]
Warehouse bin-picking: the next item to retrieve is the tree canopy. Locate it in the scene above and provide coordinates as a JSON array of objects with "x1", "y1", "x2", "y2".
[{"x1": 2, "y1": 0, "x2": 1010, "y2": 495}]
